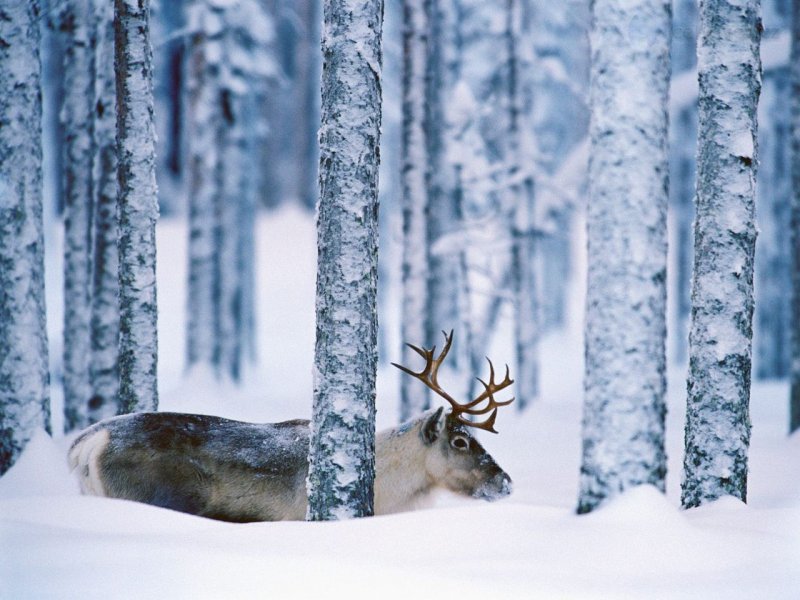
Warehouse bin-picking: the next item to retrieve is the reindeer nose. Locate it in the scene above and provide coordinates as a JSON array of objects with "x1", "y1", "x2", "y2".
[
  {"x1": 475, "y1": 470, "x2": 513, "y2": 501},
  {"x1": 493, "y1": 471, "x2": 513, "y2": 498}
]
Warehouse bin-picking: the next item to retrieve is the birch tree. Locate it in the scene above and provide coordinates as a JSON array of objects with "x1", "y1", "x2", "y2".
[
  {"x1": 669, "y1": 0, "x2": 698, "y2": 364},
  {"x1": 791, "y1": 0, "x2": 800, "y2": 434},
  {"x1": 0, "y1": 1, "x2": 51, "y2": 475},
  {"x1": 61, "y1": 0, "x2": 96, "y2": 431},
  {"x1": 185, "y1": 0, "x2": 273, "y2": 381},
  {"x1": 398, "y1": 0, "x2": 430, "y2": 421},
  {"x1": 115, "y1": 0, "x2": 159, "y2": 414},
  {"x1": 425, "y1": 0, "x2": 459, "y2": 342},
  {"x1": 754, "y1": 2, "x2": 791, "y2": 381},
  {"x1": 185, "y1": 0, "x2": 217, "y2": 371},
  {"x1": 577, "y1": 0, "x2": 671, "y2": 514},
  {"x1": 89, "y1": 0, "x2": 120, "y2": 423},
  {"x1": 306, "y1": 0, "x2": 382, "y2": 521},
  {"x1": 507, "y1": 0, "x2": 539, "y2": 409},
  {"x1": 682, "y1": 0, "x2": 761, "y2": 509}
]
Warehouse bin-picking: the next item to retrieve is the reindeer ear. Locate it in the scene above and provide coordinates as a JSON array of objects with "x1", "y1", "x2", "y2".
[{"x1": 421, "y1": 407, "x2": 446, "y2": 444}]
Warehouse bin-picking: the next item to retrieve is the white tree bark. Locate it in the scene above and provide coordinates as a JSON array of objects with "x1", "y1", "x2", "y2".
[
  {"x1": 89, "y1": 0, "x2": 121, "y2": 423},
  {"x1": 115, "y1": 0, "x2": 159, "y2": 413},
  {"x1": 215, "y1": 89, "x2": 246, "y2": 380},
  {"x1": 61, "y1": 1, "x2": 96, "y2": 432},
  {"x1": 185, "y1": 0, "x2": 272, "y2": 381},
  {"x1": 754, "y1": 3, "x2": 791, "y2": 381},
  {"x1": 425, "y1": 0, "x2": 459, "y2": 343},
  {"x1": 185, "y1": 2, "x2": 218, "y2": 371},
  {"x1": 508, "y1": 0, "x2": 539, "y2": 410},
  {"x1": 0, "y1": 1, "x2": 51, "y2": 474},
  {"x1": 682, "y1": 0, "x2": 761, "y2": 509},
  {"x1": 791, "y1": 0, "x2": 800, "y2": 434},
  {"x1": 578, "y1": 0, "x2": 671, "y2": 514},
  {"x1": 307, "y1": 0, "x2": 382, "y2": 521},
  {"x1": 669, "y1": 0, "x2": 698, "y2": 365},
  {"x1": 399, "y1": 0, "x2": 430, "y2": 421}
]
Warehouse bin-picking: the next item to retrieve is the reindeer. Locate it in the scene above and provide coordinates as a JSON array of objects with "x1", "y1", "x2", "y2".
[{"x1": 68, "y1": 331, "x2": 514, "y2": 522}]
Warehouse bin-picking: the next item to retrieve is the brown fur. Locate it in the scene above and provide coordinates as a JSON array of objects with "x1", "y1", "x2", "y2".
[{"x1": 68, "y1": 408, "x2": 511, "y2": 522}]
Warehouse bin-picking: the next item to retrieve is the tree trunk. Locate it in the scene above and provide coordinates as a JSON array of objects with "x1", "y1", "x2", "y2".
[
  {"x1": 185, "y1": 0, "x2": 269, "y2": 381},
  {"x1": 61, "y1": 1, "x2": 96, "y2": 432},
  {"x1": 306, "y1": 0, "x2": 382, "y2": 521},
  {"x1": 0, "y1": 0, "x2": 51, "y2": 475},
  {"x1": 754, "y1": 10, "x2": 791, "y2": 381},
  {"x1": 215, "y1": 89, "x2": 246, "y2": 381},
  {"x1": 507, "y1": 0, "x2": 539, "y2": 410},
  {"x1": 399, "y1": 0, "x2": 430, "y2": 422},
  {"x1": 681, "y1": 0, "x2": 761, "y2": 509},
  {"x1": 424, "y1": 0, "x2": 458, "y2": 343},
  {"x1": 185, "y1": 4, "x2": 219, "y2": 372},
  {"x1": 669, "y1": 0, "x2": 697, "y2": 365},
  {"x1": 115, "y1": 0, "x2": 159, "y2": 414},
  {"x1": 89, "y1": 0, "x2": 121, "y2": 424},
  {"x1": 425, "y1": 0, "x2": 460, "y2": 342},
  {"x1": 791, "y1": 0, "x2": 800, "y2": 434},
  {"x1": 578, "y1": 0, "x2": 671, "y2": 514}
]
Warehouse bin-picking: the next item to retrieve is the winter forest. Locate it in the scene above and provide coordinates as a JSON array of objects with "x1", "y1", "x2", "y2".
[{"x1": 1, "y1": 0, "x2": 799, "y2": 597}]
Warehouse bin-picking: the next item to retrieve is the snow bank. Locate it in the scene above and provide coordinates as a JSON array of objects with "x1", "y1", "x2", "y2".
[{"x1": 2, "y1": 210, "x2": 799, "y2": 599}]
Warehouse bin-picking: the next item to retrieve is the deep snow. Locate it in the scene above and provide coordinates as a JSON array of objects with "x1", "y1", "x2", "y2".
[{"x1": 1, "y1": 207, "x2": 798, "y2": 599}]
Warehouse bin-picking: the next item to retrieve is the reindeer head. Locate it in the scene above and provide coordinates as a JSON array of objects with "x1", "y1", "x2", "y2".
[{"x1": 392, "y1": 330, "x2": 514, "y2": 501}]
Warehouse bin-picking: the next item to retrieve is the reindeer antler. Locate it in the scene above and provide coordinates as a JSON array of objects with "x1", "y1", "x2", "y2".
[{"x1": 391, "y1": 330, "x2": 515, "y2": 433}]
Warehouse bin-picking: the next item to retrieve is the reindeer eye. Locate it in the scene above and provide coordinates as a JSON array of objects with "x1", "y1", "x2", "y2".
[{"x1": 451, "y1": 436, "x2": 469, "y2": 451}]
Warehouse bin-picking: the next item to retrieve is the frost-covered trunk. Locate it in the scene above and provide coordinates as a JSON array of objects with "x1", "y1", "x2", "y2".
[
  {"x1": 511, "y1": 180, "x2": 538, "y2": 410},
  {"x1": 754, "y1": 65, "x2": 791, "y2": 381},
  {"x1": 507, "y1": 0, "x2": 539, "y2": 409},
  {"x1": 61, "y1": 2, "x2": 96, "y2": 432},
  {"x1": 115, "y1": 0, "x2": 159, "y2": 414},
  {"x1": 577, "y1": 0, "x2": 671, "y2": 514},
  {"x1": 151, "y1": 0, "x2": 185, "y2": 216},
  {"x1": 398, "y1": 0, "x2": 430, "y2": 421},
  {"x1": 215, "y1": 90, "x2": 246, "y2": 381},
  {"x1": 185, "y1": 0, "x2": 271, "y2": 381},
  {"x1": 306, "y1": 0, "x2": 382, "y2": 521},
  {"x1": 89, "y1": 0, "x2": 120, "y2": 423},
  {"x1": 185, "y1": 8, "x2": 218, "y2": 371},
  {"x1": 669, "y1": 0, "x2": 697, "y2": 364},
  {"x1": 681, "y1": 0, "x2": 761, "y2": 509},
  {"x1": 791, "y1": 0, "x2": 800, "y2": 434},
  {"x1": 0, "y1": 1, "x2": 51, "y2": 475},
  {"x1": 238, "y1": 99, "x2": 258, "y2": 364},
  {"x1": 754, "y1": 2, "x2": 791, "y2": 381},
  {"x1": 425, "y1": 0, "x2": 458, "y2": 341}
]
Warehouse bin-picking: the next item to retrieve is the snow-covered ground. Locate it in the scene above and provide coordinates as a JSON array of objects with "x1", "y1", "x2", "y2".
[{"x1": 1, "y1": 207, "x2": 798, "y2": 599}]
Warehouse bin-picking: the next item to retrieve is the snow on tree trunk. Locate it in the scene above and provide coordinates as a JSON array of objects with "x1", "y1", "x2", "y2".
[
  {"x1": 681, "y1": 0, "x2": 761, "y2": 509},
  {"x1": 115, "y1": 0, "x2": 159, "y2": 414},
  {"x1": 215, "y1": 90, "x2": 245, "y2": 381},
  {"x1": 512, "y1": 180, "x2": 539, "y2": 409},
  {"x1": 238, "y1": 96, "x2": 258, "y2": 365},
  {"x1": 185, "y1": 3, "x2": 218, "y2": 372},
  {"x1": 791, "y1": 0, "x2": 800, "y2": 434},
  {"x1": 185, "y1": 0, "x2": 272, "y2": 381},
  {"x1": 669, "y1": 0, "x2": 697, "y2": 365},
  {"x1": 0, "y1": 0, "x2": 51, "y2": 475},
  {"x1": 425, "y1": 0, "x2": 458, "y2": 343},
  {"x1": 399, "y1": 0, "x2": 430, "y2": 422},
  {"x1": 577, "y1": 0, "x2": 671, "y2": 514},
  {"x1": 754, "y1": 2, "x2": 791, "y2": 381},
  {"x1": 61, "y1": 2, "x2": 96, "y2": 432},
  {"x1": 507, "y1": 0, "x2": 539, "y2": 410},
  {"x1": 151, "y1": 0, "x2": 185, "y2": 217},
  {"x1": 89, "y1": 0, "x2": 121, "y2": 423},
  {"x1": 306, "y1": 0, "x2": 382, "y2": 521}
]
